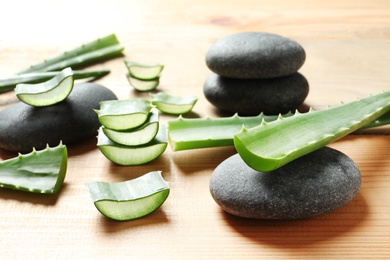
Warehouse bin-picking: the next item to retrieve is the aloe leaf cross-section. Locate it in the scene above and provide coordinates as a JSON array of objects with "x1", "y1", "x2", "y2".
[
  {"x1": 15, "y1": 67, "x2": 74, "y2": 107},
  {"x1": 85, "y1": 171, "x2": 170, "y2": 221}
]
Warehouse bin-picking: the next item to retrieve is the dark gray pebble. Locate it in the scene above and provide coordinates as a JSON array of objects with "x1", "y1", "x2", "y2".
[
  {"x1": 206, "y1": 32, "x2": 306, "y2": 79},
  {"x1": 209, "y1": 147, "x2": 361, "y2": 219},
  {"x1": 0, "y1": 83, "x2": 117, "y2": 152},
  {"x1": 203, "y1": 72, "x2": 309, "y2": 115}
]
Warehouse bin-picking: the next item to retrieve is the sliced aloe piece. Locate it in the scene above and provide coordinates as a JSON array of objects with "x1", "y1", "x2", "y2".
[
  {"x1": 234, "y1": 91, "x2": 390, "y2": 172},
  {"x1": 124, "y1": 60, "x2": 164, "y2": 80},
  {"x1": 97, "y1": 125, "x2": 168, "y2": 166},
  {"x1": 102, "y1": 109, "x2": 159, "y2": 146},
  {"x1": 95, "y1": 99, "x2": 152, "y2": 131},
  {"x1": 15, "y1": 67, "x2": 74, "y2": 107},
  {"x1": 126, "y1": 74, "x2": 160, "y2": 91},
  {"x1": 168, "y1": 113, "x2": 292, "y2": 151},
  {"x1": 151, "y1": 92, "x2": 198, "y2": 115},
  {"x1": 0, "y1": 69, "x2": 109, "y2": 93},
  {"x1": 0, "y1": 143, "x2": 67, "y2": 194},
  {"x1": 85, "y1": 171, "x2": 170, "y2": 221}
]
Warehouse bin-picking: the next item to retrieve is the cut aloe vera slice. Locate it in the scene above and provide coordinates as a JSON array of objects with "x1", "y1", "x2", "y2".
[
  {"x1": 95, "y1": 99, "x2": 152, "y2": 131},
  {"x1": 97, "y1": 125, "x2": 168, "y2": 166},
  {"x1": 0, "y1": 143, "x2": 67, "y2": 194},
  {"x1": 126, "y1": 74, "x2": 160, "y2": 91},
  {"x1": 102, "y1": 109, "x2": 159, "y2": 146},
  {"x1": 15, "y1": 67, "x2": 74, "y2": 107},
  {"x1": 85, "y1": 171, "x2": 170, "y2": 221},
  {"x1": 151, "y1": 92, "x2": 198, "y2": 115},
  {"x1": 124, "y1": 60, "x2": 164, "y2": 80}
]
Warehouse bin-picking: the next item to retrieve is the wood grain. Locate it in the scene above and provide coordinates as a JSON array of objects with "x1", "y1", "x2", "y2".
[{"x1": 0, "y1": 0, "x2": 389, "y2": 259}]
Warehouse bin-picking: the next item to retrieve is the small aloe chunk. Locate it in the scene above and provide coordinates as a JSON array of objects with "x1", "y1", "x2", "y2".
[
  {"x1": 102, "y1": 109, "x2": 159, "y2": 146},
  {"x1": 85, "y1": 171, "x2": 170, "y2": 221},
  {"x1": 97, "y1": 125, "x2": 168, "y2": 166},
  {"x1": 234, "y1": 91, "x2": 390, "y2": 172},
  {"x1": 151, "y1": 92, "x2": 198, "y2": 115},
  {"x1": 0, "y1": 143, "x2": 67, "y2": 194},
  {"x1": 126, "y1": 74, "x2": 160, "y2": 91},
  {"x1": 124, "y1": 60, "x2": 164, "y2": 80},
  {"x1": 95, "y1": 99, "x2": 152, "y2": 131},
  {"x1": 168, "y1": 113, "x2": 291, "y2": 151},
  {"x1": 15, "y1": 67, "x2": 74, "y2": 107}
]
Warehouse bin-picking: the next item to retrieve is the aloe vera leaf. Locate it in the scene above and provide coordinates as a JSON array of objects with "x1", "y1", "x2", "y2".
[
  {"x1": 19, "y1": 34, "x2": 124, "y2": 74},
  {"x1": 234, "y1": 91, "x2": 390, "y2": 172},
  {"x1": 85, "y1": 171, "x2": 169, "y2": 221},
  {"x1": 151, "y1": 92, "x2": 198, "y2": 115},
  {"x1": 361, "y1": 110, "x2": 390, "y2": 129},
  {"x1": 95, "y1": 99, "x2": 153, "y2": 131},
  {"x1": 167, "y1": 113, "x2": 292, "y2": 151},
  {"x1": 15, "y1": 67, "x2": 74, "y2": 107},
  {"x1": 126, "y1": 74, "x2": 160, "y2": 91},
  {"x1": 97, "y1": 125, "x2": 168, "y2": 166},
  {"x1": 0, "y1": 69, "x2": 109, "y2": 93},
  {"x1": 102, "y1": 109, "x2": 159, "y2": 146},
  {"x1": 0, "y1": 143, "x2": 67, "y2": 194},
  {"x1": 124, "y1": 60, "x2": 164, "y2": 80}
]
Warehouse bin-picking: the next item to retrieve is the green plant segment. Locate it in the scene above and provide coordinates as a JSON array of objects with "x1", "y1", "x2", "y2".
[
  {"x1": 97, "y1": 125, "x2": 168, "y2": 166},
  {"x1": 19, "y1": 34, "x2": 124, "y2": 74},
  {"x1": 102, "y1": 109, "x2": 159, "y2": 146},
  {"x1": 234, "y1": 91, "x2": 390, "y2": 172},
  {"x1": 0, "y1": 69, "x2": 109, "y2": 93},
  {"x1": 95, "y1": 99, "x2": 153, "y2": 131},
  {"x1": 85, "y1": 171, "x2": 170, "y2": 221},
  {"x1": 0, "y1": 143, "x2": 67, "y2": 194},
  {"x1": 124, "y1": 60, "x2": 164, "y2": 91},
  {"x1": 167, "y1": 113, "x2": 292, "y2": 151},
  {"x1": 15, "y1": 67, "x2": 74, "y2": 107},
  {"x1": 151, "y1": 92, "x2": 198, "y2": 115}
]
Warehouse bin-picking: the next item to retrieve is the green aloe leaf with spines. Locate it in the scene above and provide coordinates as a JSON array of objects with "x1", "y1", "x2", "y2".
[
  {"x1": 95, "y1": 99, "x2": 153, "y2": 131},
  {"x1": 102, "y1": 109, "x2": 160, "y2": 146},
  {"x1": 167, "y1": 113, "x2": 292, "y2": 151},
  {"x1": 97, "y1": 125, "x2": 168, "y2": 166},
  {"x1": 0, "y1": 143, "x2": 67, "y2": 194},
  {"x1": 15, "y1": 67, "x2": 74, "y2": 107},
  {"x1": 19, "y1": 34, "x2": 124, "y2": 74},
  {"x1": 126, "y1": 74, "x2": 160, "y2": 92},
  {"x1": 85, "y1": 171, "x2": 170, "y2": 221},
  {"x1": 0, "y1": 69, "x2": 109, "y2": 93},
  {"x1": 151, "y1": 92, "x2": 198, "y2": 115},
  {"x1": 234, "y1": 91, "x2": 390, "y2": 172}
]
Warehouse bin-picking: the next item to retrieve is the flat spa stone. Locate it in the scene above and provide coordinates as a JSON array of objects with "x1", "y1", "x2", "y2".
[
  {"x1": 206, "y1": 32, "x2": 306, "y2": 78},
  {"x1": 203, "y1": 72, "x2": 309, "y2": 115},
  {"x1": 209, "y1": 147, "x2": 361, "y2": 219},
  {"x1": 0, "y1": 82, "x2": 117, "y2": 153}
]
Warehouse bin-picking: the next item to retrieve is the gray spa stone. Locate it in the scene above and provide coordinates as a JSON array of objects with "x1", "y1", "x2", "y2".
[
  {"x1": 203, "y1": 72, "x2": 309, "y2": 115},
  {"x1": 209, "y1": 147, "x2": 361, "y2": 219},
  {"x1": 0, "y1": 82, "x2": 117, "y2": 153},
  {"x1": 206, "y1": 32, "x2": 306, "y2": 79}
]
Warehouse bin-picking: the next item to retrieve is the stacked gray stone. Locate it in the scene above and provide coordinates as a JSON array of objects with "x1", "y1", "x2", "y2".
[{"x1": 204, "y1": 32, "x2": 309, "y2": 115}]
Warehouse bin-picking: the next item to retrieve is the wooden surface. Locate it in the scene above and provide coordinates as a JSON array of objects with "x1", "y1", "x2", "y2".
[{"x1": 0, "y1": 0, "x2": 389, "y2": 259}]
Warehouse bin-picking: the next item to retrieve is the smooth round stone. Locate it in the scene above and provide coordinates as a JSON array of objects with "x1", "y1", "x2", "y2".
[
  {"x1": 203, "y1": 72, "x2": 309, "y2": 115},
  {"x1": 0, "y1": 83, "x2": 117, "y2": 153},
  {"x1": 209, "y1": 147, "x2": 361, "y2": 219},
  {"x1": 206, "y1": 32, "x2": 306, "y2": 79}
]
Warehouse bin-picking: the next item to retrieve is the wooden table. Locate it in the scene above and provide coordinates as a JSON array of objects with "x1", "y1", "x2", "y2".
[{"x1": 0, "y1": 0, "x2": 389, "y2": 259}]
